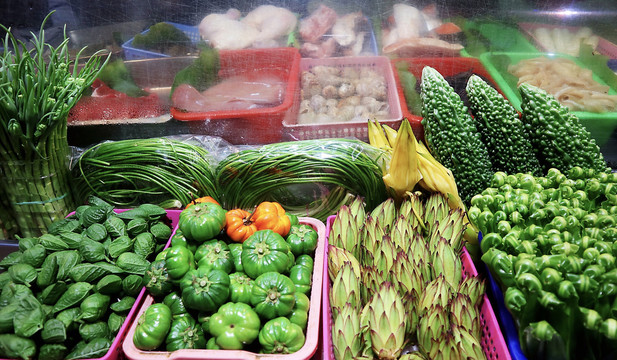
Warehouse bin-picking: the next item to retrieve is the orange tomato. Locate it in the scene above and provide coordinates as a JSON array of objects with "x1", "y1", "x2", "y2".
[
  {"x1": 251, "y1": 201, "x2": 291, "y2": 237},
  {"x1": 225, "y1": 208, "x2": 257, "y2": 243}
]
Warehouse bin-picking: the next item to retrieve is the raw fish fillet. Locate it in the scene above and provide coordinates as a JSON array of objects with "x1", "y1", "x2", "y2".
[
  {"x1": 299, "y1": 4, "x2": 338, "y2": 43},
  {"x1": 172, "y1": 74, "x2": 285, "y2": 112}
]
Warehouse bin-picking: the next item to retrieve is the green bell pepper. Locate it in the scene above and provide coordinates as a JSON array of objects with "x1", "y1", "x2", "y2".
[
  {"x1": 206, "y1": 337, "x2": 220, "y2": 349},
  {"x1": 165, "y1": 314, "x2": 206, "y2": 351},
  {"x1": 251, "y1": 272, "x2": 296, "y2": 319},
  {"x1": 156, "y1": 245, "x2": 195, "y2": 281},
  {"x1": 143, "y1": 260, "x2": 174, "y2": 298},
  {"x1": 287, "y1": 214, "x2": 299, "y2": 227},
  {"x1": 294, "y1": 254, "x2": 314, "y2": 272},
  {"x1": 195, "y1": 240, "x2": 233, "y2": 274},
  {"x1": 286, "y1": 224, "x2": 318, "y2": 256},
  {"x1": 288, "y1": 292, "x2": 310, "y2": 330},
  {"x1": 228, "y1": 243, "x2": 243, "y2": 273},
  {"x1": 208, "y1": 302, "x2": 261, "y2": 350},
  {"x1": 178, "y1": 203, "x2": 227, "y2": 243},
  {"x1": 288, "y1": 264, "x2": 312, "y2": 295},
  {"x1": 258, "y1": 317, "x2": 305, "y2": 354},
  {"x1": 180, "y1": 266, "x2": 230, "y2": 313},
  {"x1": 133, "y1": 303, "x2": 172, "y2": 350},
  {"x1": 170, "y1": 230, "x2": 197, "y2": 254},
  {"x1": 162, "y1": 292, "x2": 188, "y2": 320},
  {"x1": 229, "y1": 272, "x2": 253, "y2": 304},
  {"x1": 241, "y1": 230, "x2": 291, "y2": 279}
]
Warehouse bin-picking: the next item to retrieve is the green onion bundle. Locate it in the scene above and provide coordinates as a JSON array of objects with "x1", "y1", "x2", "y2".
[
  {"x1": 0, "y1": 13, "x2": 107, "y2": 237},
  {"x1": 74, "y1": 137, "x2": 218, "y2": 207},
  {"x1": 215, "y1": 138, "x2": 389, "y2": 221}
]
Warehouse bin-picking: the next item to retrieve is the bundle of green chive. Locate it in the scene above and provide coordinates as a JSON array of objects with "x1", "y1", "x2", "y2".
[{"x1": 0, "y1": 13, "x2": 107, "y2": 237}]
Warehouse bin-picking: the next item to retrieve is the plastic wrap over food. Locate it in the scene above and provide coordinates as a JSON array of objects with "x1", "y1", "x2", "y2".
[
  {"x1": 214, "y1": 138, "x2": 389, "y2": 221},
  {"x1": 71, "y1": 135, "x2": 230, "y2": 207}
]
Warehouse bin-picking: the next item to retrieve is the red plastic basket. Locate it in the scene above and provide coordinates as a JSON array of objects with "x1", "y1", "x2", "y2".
[
  {"x1": 322, "y1": 215, "x2": 511, "y2": 360},
  {"x1": 282, "y1": 56, "x2": 403, "y2": 141},
  {"x1": 519, "y1": 22, "x2": 617, "y2": 58},
  {"x1": 392, "y1": 57, "x2": 503, "y2": 143},
  {"x1": 171, "y1": 48, "x2": 301, "y2": 145},
  {"x1": 122, "y1": 217, "x2": 326, "y2": 360}
]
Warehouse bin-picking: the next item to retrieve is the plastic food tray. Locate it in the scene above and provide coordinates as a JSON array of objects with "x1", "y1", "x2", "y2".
[
  {"x1": 282, "y1": 56, "x2": 403, "y2": 141},
  {"x1": 479, "y1": 51, "x2": 617, "y2": 147},
  {"x1": 122, "y1": 22, "x2": 200, "y2": 60},
  {"x1": 322, "y1": 215, "x2": 511, "y2": 360},
  {"x1": 460, "y1": 19, "x2": 538, "y2": 58},
  {"x1": 518, "y1": 22, "x2": 617, "y2": 58},
  {"x1": 122, "y1": 216, "x2": 326, "y2": 360},
  {"x1": 171, "y1": 47, "x2": 301, "y2": 145},
  {"x1": 391, "y1": 57, "x2": 502, "y2": 142},
  {"x1": 1, "y1": 209, "x2": 182, "y2": 360}
]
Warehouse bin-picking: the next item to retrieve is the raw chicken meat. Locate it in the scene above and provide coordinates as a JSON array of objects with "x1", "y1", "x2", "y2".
[
  {"x1": 299, "y1": 4, "x2": 338, "y2": 43},
  {"x1": 199, "y1": 5, "x2": 297, "y2": 50},
  {"x1": 300, "y1": 37, "x2": 337, "y2": 58},
  {"x1": 331, "y1": 12, "x2": 363, "y2": 47},
  {"x1": 241, "y1": 5, "x2": 297, "y2": 48},
  {"x1": 172, "y1": 73, "x2": 286, "y2": 113},
  {"x1": 392, "y1": 3, "x2": 427, "y2": 40},
  {"x1": 198, "y1": 9, "x2": 258, "y2": 50},
  {"x1": 382, "y1": 3, "x2": 462, "y2": 56}
]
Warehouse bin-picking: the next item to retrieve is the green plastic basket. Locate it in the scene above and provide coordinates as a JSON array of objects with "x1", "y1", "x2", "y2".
[{"x1": 479, "y1": 51, "x2": 617, "y2": 147}]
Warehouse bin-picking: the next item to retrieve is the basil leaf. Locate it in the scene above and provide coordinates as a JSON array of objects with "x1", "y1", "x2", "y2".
[
  {"x1": 0, "y1": 334, "x2": 37, "y2": 360},
  {"x1": 65, "y1": 337, "x2": 111, "y2": 359},
  {"x1": 13, "y1": 293, "x2": 45, "y2": 337}
]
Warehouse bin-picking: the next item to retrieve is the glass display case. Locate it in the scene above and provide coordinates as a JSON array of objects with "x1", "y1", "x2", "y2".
[{"x1": 2, "y1": 1, "x2": 616, "y2": 162}]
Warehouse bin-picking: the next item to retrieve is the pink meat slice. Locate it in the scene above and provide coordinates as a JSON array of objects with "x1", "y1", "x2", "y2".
[
  {"x1": 172, "y1": 74, "x2": 285, "y2": 112},
  {"x1": 300, "y1": 37, "x2": 338, "y2": 58},
  {"x1": 299, "y1": 4, "x2": 338, "y2": 43}
]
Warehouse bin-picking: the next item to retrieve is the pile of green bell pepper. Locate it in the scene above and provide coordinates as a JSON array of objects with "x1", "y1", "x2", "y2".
[
  {"x1": 0, "y1": 196, "x2": 173, "y2": 360},
  {"x1": 136, "y1": 206, "x2": 319, "y2": 354},
  {"x1": 470, "y1": 167, "x2": 617, "y2": 360}
]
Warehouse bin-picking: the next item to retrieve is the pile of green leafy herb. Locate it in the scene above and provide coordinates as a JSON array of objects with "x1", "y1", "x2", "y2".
[{"x1": 0, "y1": 196, "x2": 172, "y2": 360}]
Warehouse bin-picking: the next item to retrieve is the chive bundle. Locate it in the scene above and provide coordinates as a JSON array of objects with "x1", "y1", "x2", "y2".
[
  {"x1": 215, "y1": 138, "x2": 389, "y2": 221},
  {"x1": 74, "y1": 137, "x2": 218, "y2": 207},
  {"x1": 0, "y1": 13, "x2": 107, "y2": 236}
]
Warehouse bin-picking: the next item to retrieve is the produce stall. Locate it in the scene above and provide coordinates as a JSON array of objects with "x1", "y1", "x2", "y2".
[{"x1": 1, "y1": 1, "x2": 617, "y2": 360}]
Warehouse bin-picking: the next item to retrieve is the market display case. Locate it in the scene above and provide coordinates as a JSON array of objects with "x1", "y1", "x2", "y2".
[{"x1": 2, "y1": 1, "x2": 617, "y2": 360}]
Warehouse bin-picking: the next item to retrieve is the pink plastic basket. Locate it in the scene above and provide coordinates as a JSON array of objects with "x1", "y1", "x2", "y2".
[
  {"x1": 519, "y1": 22, "x2": 617, "y2": 58},
  {"x1": 122, "y1": 217, "x2": 326, "y2": 360},
  {"x1": 322, "y1": 215, "x2": 511, "y2": 360},
  {"x1": 282, "y1": 56, "x2": 403, "y2": 141}
]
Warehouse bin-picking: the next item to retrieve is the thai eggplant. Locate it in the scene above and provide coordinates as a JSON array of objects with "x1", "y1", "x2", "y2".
[{"x1": 473, "y1": 167, "x2": 617, "y2": 359}]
